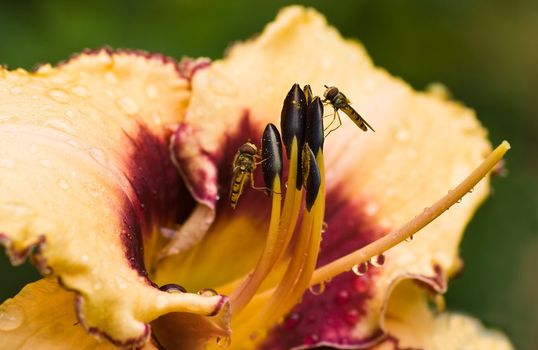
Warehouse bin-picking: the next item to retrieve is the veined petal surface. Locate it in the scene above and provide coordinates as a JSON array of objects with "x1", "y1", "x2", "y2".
[{"x1": 0, "y1": 50, "x2": 228, "y2": 347}]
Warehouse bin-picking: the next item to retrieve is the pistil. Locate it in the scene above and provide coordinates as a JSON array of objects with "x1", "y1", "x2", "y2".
[{"x1": 310, "y1": 141, "x2": 511, "y2": 286}]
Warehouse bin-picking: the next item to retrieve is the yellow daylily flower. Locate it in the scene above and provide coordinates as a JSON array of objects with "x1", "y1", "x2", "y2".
[{"x1": 0, "y1": 6, "x2": 513, "y2": 350}]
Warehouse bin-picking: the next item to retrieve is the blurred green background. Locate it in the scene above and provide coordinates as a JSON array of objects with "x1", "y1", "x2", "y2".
[{"x1": 1, "y1": 1, "x2": 536, "y2": 349}]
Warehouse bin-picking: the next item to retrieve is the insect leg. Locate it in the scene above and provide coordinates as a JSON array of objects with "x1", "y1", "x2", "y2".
[
  {"x1": 250, "y1": 172, "x2": 282, "y2": 194},
  {"x1": 324, "y1": 110, "x2": 342, "y2": 138}
]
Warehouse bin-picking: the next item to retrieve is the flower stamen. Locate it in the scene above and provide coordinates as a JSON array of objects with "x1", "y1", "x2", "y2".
[{"x1": 230, "y1": 124, "x2": 284, "y2": 313}]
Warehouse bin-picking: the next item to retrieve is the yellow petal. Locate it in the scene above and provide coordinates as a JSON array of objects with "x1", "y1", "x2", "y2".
[
  {"x1": 0, "y1": 50, "x2": 228, "y2": 347},
  {"x1": 163, "y1": 6, "x2": 497, "y2": 347},
  {"x1": 376, "y1": 279, "x2": 513, "y2": 350},
  {"x1": 0, "y1": 278, "x2": 158, "y2": 350}
]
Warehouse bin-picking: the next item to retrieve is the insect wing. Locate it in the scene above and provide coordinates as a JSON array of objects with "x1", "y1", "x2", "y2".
[{"x1": 341, "y1": 104, "x2": 375, "y2": 132}]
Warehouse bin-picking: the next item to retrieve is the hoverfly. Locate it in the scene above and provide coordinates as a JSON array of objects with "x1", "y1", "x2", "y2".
[
  {"x1": 229, "y1": 141, "x2": 262, "y2": 209},
  {"x1": 322, "y1": 85, "x2": 375, "y2": 133}
]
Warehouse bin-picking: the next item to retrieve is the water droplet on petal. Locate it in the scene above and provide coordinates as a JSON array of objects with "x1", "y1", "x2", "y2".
[
  {"x1": 0, "y1": 114, "x2": 13, "y2": 122},
  {"x1": 405, "y1": 235, "x2": 414, "y2": 242},
  {"x1": 105, "y1": 71, "x2": 118, "y2": 85},
  {"x1": 370, "y1": 254, "x2": 386, "y2": 267},
  {"x1": 216, "y1": 336, "x2": 231, "y2": 347},
  {"x1": 159, "y1": 284, "x2": 187, "y2": 293},
  {"x1": 44, "y1": 118, "x2": 76, "y2": 135},
  {"x1": 303, "y1": 333, "x2": 320, "y2": 346},
  {"x1": 39, "y1": 159, "x2": 52, "y2": 168},
  {"x1": 87, "y1": 148, "x2": 108, "y2": 166},
  {"x1": 352, "y1": 262, "x2": 368, "y2": 276},
  {"x1": 197, "y1": 288, "x2": 218, "y2": 297},
  {"x1": 344, "y1": 309, "x2": 359, "y2": 325},
  {"x1": 57, "y1": 178, "x2": 69, "y2": 190},
  {"x1": 117, "y1": 97, "x2": 139, "y2": 115},
  {"x1": 84, "y1": 182, "x2": 101, "y2": 197},
  {"x1": 65, "y1": 109, "x2": 75, "y2": 118},
  {"x1": 9, "y1": 86, "x2": 22, "y2": 95},
  {"x1": 146, "y1": 84, "x2": 158, "y2": 99},
  {"x1": 284, "y1": 312, "x2": 301, "y2": 330},
  {"x1": 0, "y1": 303, "x2": 24, "y2": 331},
  {"x1": 209, "y1": 69, "x2": 238, "y2": 96},
  {"x1": 396, "y1": 128, "x2": 410, "y2": 142},
  {"x1": 308, "y1": 282, "x2": 325, "y2": 295},
  {"x1": 47, "y1": 89, "x2": 70, "y2": 103},
  {"x1": 334, "y1": 290, "x2": 350, "y2": 305},
  {"x1": 72, "y1": 85, "x2": 89, "y2": 97},
  {"x1": 0, "y1": 159, "x2": 16, "y2": 169},
  {"x1": 365, "y1": 202, "x2": 379, "y2": 216}
]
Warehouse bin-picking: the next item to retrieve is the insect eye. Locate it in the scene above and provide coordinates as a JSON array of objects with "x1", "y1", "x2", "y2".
[
  {"x1": 239, "y1": 143, "x2": 257, "y2": 154},
  {"x1": 326, "y1": 87, "x2": 338, "y2": 100}
]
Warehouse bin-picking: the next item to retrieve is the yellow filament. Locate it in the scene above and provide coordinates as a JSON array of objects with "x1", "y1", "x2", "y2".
[
  {"x1": 230, "y1": 176, "x2": 282, "y2": 313},
  {"x1": 257, "y1": 151, "x2": 326, "y2": 327},
  {"x1": 275, "y1": 139, "x2": 304, "y2": 262},
  {"x1": 310, "y1": 141, "x2": 511, "y2": 286}
]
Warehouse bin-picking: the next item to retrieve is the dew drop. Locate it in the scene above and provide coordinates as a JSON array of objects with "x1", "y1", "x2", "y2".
[
  {"x1": 9, "y1": 86, "x2": 22, "y2": 95},
  {"x1": 370, "y1": 254, "x2": 386, "y2": 267},
  {"x1": 66, "y1": 139, "x2": 81, "y2": 149},
  {"x1": 216, "y1": 336, "x2": 231, "y2": 347},
  {"x1": 159, "y1": 284, "x2": 187, "y2": 293},
  {"x1": 284, "y1": 312, "x2": 301, "y2": 330},
  {"x1": 117, "y1": 97, "x2": 139, "y2": 115},
  {"x1": 65, "y1": 109, "x2": 75, "y2": 118},
  {"x1": 87, "y1": 148, "x2": 108, "y2": 166},
  {"x1": 334, "y1": 290, "x2": 350, "y2": 305},
  {"x1": 0, "y1": 303, "x2": 24, "y2": 331},
  {"x1": 344, "y1": 309, "x2": 359, "y2": 325},
  {"x1": 395, "y1": 128, "x2": 410, "y2": 142},
  {"x1": 209, "y1": 70, "x2": 238, "y2": 96},
  {"x1": 469, "y1": 187, "x2": 474, "y2": 193},
  {"x1": 405, "y1": 235, "x2": 414, "y2": 242},
  {"x1": 351, "y1": 262, "x2": 368, "y2": 276},
  {"x1": 308, "y1": 282, "x2": 325, "y2": 295},
  {"x1": 105, "y1": 71, "x2": 118, "y2": 84},
  {"x1": 303, "y1": 333, "x2": 320, "y2": 346},
  {"x1": 365, "y1": 202, "x2": 379, "y2": 216},
  {"x1": 72, "y1": 85, "x2": 89, "y2": 97},
  {"x1": 197, "y1": 288, "x2": 218, "y2": 297},
  {"x1": 457, "y1": 198, "x2": 463, "y2": 203},
  {"x1": 146, "y1": 84, "x2": 158, "y2": 99},
  {"x1": 321, "y1": 221, "x2": 328, "y2": 233},
  {"x1": 0, "y1": 158, "x2": 16, "y2": 169},
  {"x1": 57, "y1": 178, "x2": 70, "y2": 190},
  {"x1": 39, "y1": 159, "x2": 52, "y2": 168},
  {"x1": 0, "y1": 114, "x2": 13, "y2": 122},
  {"x1": 84, "y1": 182, "x2": 101, "y2": 197},
  {"x1": 47, "y1": 89, "x2": 70, "y2": 103},
  {"x1": 44, "y1": 118, "x2": 76, "y2": 135}
]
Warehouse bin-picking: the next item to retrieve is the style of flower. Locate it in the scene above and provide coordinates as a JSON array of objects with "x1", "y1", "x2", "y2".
[{"x1": 0, "y1": 6, "x2": 513, "y2": 350}]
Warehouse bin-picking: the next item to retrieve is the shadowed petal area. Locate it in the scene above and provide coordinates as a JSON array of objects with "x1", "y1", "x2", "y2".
[
  {"x1": 0, "y1": 278, "x2": 158, "y2": 350},
  {"x1": 0, "y1": 50, "x2": 228, "y2": 347},
  {"x1": 161, "y1": 6, "x2": 498, "y2": 348},
  {"x1": 371, "y1": 279, "x2": 513, "y2": 350}
]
